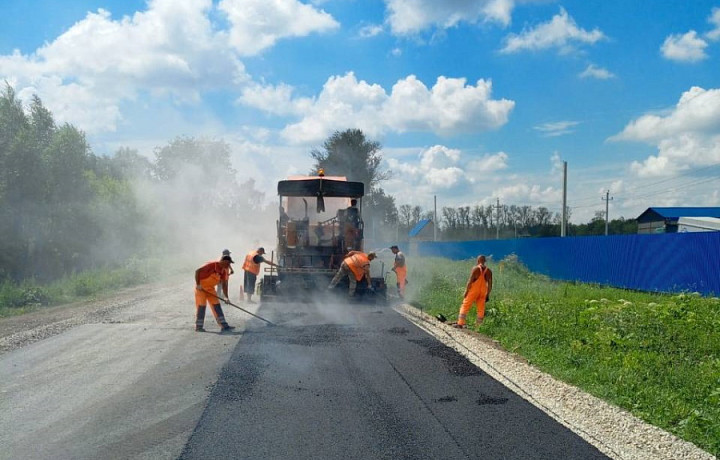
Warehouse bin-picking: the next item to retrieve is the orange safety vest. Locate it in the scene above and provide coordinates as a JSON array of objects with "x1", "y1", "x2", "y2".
[
  {"x1": 344, "y1": 252, "x2": 370, "y2": 281},
  {"x1": 197, "y1": 261, "x2": 226, "y2": 289},
  {"x1": 243, "y1": 250, "x2": 261, "y2": 275}
]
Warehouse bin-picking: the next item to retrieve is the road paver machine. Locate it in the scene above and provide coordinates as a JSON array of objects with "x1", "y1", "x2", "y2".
[{"x1": 260, "y1": 171, "x2": 387, "y2": 302}]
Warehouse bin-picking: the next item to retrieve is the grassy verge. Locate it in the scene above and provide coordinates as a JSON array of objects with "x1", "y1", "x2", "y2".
[
  {"x1": 405, "y1": 255, "x2": 720, "y2": 457},
  {"x1": 0, "y1": 257, "x2": 179, "y2": 318}
]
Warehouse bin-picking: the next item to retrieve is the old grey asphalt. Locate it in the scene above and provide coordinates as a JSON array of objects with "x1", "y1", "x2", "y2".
[{"x1": 179, "y1": 299, "x2": 609, "y2": 460}]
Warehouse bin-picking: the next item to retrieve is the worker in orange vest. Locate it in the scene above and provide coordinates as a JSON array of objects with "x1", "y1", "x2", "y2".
[
  {"x1": 453, "y1": 255, "x2": 493, "y2": 328},
  {"x1": 328, "y1": 250, "x2": 376, "y2": 296},
  {"x1": 390, "y1": 245, "x2": 407, "y2": 299},
  {"x1": 194, "y1": 255, "x2": 235, "y2": 332},
  {"x1": 242, "y1": 247, "x2": 278, "y2": 303}
]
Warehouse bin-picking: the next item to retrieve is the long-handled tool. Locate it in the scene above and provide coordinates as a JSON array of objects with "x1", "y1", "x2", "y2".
[{"x1": 200, "y1": 288, "x2": 276, "y2": 326}]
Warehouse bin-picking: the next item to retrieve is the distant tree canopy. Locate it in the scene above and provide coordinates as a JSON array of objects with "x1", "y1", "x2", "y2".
[
  {"x1": 0, "y1": 83, "x2": 266, "y2": 283},
  {"x1": 310, "y1": 129, "x2": 397, "y2": 241},
  {"x1": 308, "y1": 128, "x2": 639, "y2": 244},
  {"x1": 0, "y1": 84, "x2": 133, "y2": 280},
  {"x1": 310, "y1": 129, "x2": 389, "y2": 189}
]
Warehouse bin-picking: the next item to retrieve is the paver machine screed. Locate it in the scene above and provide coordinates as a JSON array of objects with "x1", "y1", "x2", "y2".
[{"x1": 260, "y1": 171, "x2": 387, "y2": 302}]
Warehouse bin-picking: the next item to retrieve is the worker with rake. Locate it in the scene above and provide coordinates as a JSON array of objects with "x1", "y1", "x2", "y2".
[
  {"x1": 452, "y1": 255, "x2": 493, "y2": 328},
  {"x1": 194, "y1": 255, "x2": 235, "y2": 332}
]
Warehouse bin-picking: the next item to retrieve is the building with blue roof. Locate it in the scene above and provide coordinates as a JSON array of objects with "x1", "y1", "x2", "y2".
[
  {"x1": 636, "y1": 207, "x2": 720, "y2": 234},
  {"x1": 408, "y1": 219, "x2": 435, "y2": 240}
]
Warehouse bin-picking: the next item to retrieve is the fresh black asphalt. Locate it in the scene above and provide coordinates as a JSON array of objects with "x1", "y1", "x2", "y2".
[{"x1": 179, "y1": 299, "x2": 609, "y2": 459}]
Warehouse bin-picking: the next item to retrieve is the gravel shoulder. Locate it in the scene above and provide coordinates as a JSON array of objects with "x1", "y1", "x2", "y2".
[{"x1": 396, "y1": 304, "x2": 716, "y2": 460}]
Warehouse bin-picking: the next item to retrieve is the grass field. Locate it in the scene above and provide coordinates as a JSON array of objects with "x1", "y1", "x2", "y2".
[
  {"x1": 0, "y1": 257, "x2": 170, "y2": 317},
  {"x1": 402, "y1": 255, "x2": 720, "y2": 457}
]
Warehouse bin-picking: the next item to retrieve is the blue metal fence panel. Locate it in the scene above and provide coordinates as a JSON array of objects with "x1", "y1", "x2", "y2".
[{"x1": 416, "y1": 233, "x2": 720, "y2": 296}]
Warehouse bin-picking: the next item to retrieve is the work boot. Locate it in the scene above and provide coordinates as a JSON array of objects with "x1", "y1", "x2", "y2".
[
  {"x1": 220, "y1": 325, "x2": 235, "y2": 332},
  {"x1": 195, "y1": 327, "x2": 206, "y2": 332}
]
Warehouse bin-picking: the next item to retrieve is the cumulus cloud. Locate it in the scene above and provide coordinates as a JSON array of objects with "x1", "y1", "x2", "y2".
[
  {"x1": 705, "y1": 7, "x2": 720, "y2": 40},
  {"x1": 0, "y1": 0, "x2": 337, "y2": 134},
  {"x1": 265, "y1": 73, "x2": 514, "y2": 144},
  {"x1": 387, "y1": 145, "x2": 507, "y2": 191},
  {"x1": 496, "y1": 183, "x2": 561, "y2": 203},
  {"x1": 219, "y1": 0, "x2": 339, "y2": 56},
  {"x1": 238, "y1": 82, "x2": 314, "y2": 116},
  {"x1": 610, "y1": 86, "x2": 720, "y2": 176},
  {"x1": 661, "y1": 30, "x2": 708, "y2": 62},
  {"x1": 579, "y1": 64, "x2": 615, "y2": 80},
  {"x1": 384, "y1": 0, "x2": 523, "y2": 35},
  {"x1": 500, "y1": 8, "x2": 605, "y2": 54}
]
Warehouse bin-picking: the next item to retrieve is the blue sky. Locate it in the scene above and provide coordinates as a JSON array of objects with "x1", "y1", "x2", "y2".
[{"x1": 2, "y1": 0, "x2": 719, "y2": 222}]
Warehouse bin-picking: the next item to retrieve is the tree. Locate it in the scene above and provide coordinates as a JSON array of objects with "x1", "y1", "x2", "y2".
[
  {"x1": 310, "y1": 129, "x2": 390, "y2": 190},
  {"x1": 310, "y1": 129, "x2": 397, "y2": 242}
]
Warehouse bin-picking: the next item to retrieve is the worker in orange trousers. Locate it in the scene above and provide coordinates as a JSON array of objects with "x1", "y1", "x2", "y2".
[
  {"x1": 453, "y1": 255, "x2": 493, "y2": 328},
  {"x1": 194, "y1": 255, "x2": 235, "y2": 332},
  {"x1": 390, "y1": 245, "x2": 407, "y2": 299}
]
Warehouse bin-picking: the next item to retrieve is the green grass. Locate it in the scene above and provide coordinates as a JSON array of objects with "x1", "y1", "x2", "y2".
[
  {"x1": 406, "y1": 255, "x2": 720, "y2": 457},
  {"x1": 0, "y1": 257, "x2": 174, "y2": 317}
]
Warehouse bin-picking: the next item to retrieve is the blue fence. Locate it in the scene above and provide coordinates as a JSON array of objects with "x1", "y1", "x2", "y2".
[{"x1": 413, "y1": 233, "x2": 720, "y2": 296}]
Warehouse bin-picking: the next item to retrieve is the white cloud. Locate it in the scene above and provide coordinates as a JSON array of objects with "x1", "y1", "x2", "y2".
[
  {"x1": 0, "y1": 0, "x2": 338, "y2": 135},
  {"x1": 273, "y1": 73, "x2": 514, "y2": 144},
  {"x1": 359, "y1": 24, "x2": 384, "y2": 38},
  {"x1": 386, "y1": 145, "x2": 507, "y2": 191},
  {"x1": 706, "y1": 7, "x2": 720, "y2": 40},
  {"x1": 238, "y1": 83, "x2": 314, "y2": 116},
  {"x1": 500, "y1": 8, "x2": 605, "y2": 54},
  {"x1": 219, "y1": 0, "x2": 339, "y2": 56},
  {"x1": 611, "y1": 86, "x2": 720, "y2": 176},
  {"x1": 384, "y1": 0, "x2": 521, "y2": 35},
  {"x1": 534, "y1": 120, "x2": 580, "y2": 137},
  {"x1": 579, "y1": 64, "x2": 615, "y2": 80},
  {"x1": 661, "y1": 30, "x2": 708, "y2": 62},
  {"x1": 496, "y1": 183, "x2": 561, "y2": 204},
  {"x1": 550, "y1": 151, "x2": 563, "y2": 175}
]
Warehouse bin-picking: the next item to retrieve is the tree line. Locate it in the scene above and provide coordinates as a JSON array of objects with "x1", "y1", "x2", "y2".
[
  {"x1": 310, "y1": 129, "x2": 638, "y2": 242},
  {"x1": 0, "y1": 84, "x2": 266, "y2": 283}
]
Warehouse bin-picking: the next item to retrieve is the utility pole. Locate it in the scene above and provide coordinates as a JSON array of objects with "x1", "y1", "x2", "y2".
[
  {"x1": 602, "y1": 190, "x2": 613, "y2": 235},
  {"x1": 561, "y1": 161, "x2": 567, "y2": 237},
  {"x1": 495, "y1": 198, "x2": 501, "y2": 240},
  {"x1": 433, "y1": 195, "x2": 437, "y2": 241}
]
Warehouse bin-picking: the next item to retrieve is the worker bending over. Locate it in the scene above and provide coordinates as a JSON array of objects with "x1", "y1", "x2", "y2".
[
  {"x1": 195, "y1": 255, "x2": 235, "y2": 332},
  {"x1": 242, "y1": 247, "x2": 278, "y2": 303},
  {"x1": 328, "y1": 250, "x2": 376, "y2": 297},
  {"x1": 390, "y1": 245, "x2": 407, "y2": 299},
  {"x1": 453, "y1": 255, "x2": 493, "y2": 328}
]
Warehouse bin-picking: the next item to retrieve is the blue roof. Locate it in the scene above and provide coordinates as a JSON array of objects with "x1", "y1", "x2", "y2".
[
  {"x1": 637, "y1": 207, "x2": 720, "y2": 222},
  {"x1": 409, "y1": 219, "x2": 432, "y2": 237}
]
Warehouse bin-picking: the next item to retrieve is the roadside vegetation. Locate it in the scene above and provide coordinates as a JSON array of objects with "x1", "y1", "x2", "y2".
[
  {"x1": 0, "y1": 258, "x2": 175, "y2": 318},
  {"x1": 407, "y1": 255, "x2": 720, "y2": 457}
]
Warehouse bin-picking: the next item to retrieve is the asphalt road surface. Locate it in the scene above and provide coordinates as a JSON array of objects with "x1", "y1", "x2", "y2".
[
  {"x1": 1, "y1": 282, "x2": 608, "y2": 460},
  {"x1": 0, "y1": 280, "x2": 246, "y2": 460},
  {"x1": 180, "y1": 298, "x2": 609, "y2": 460}
]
